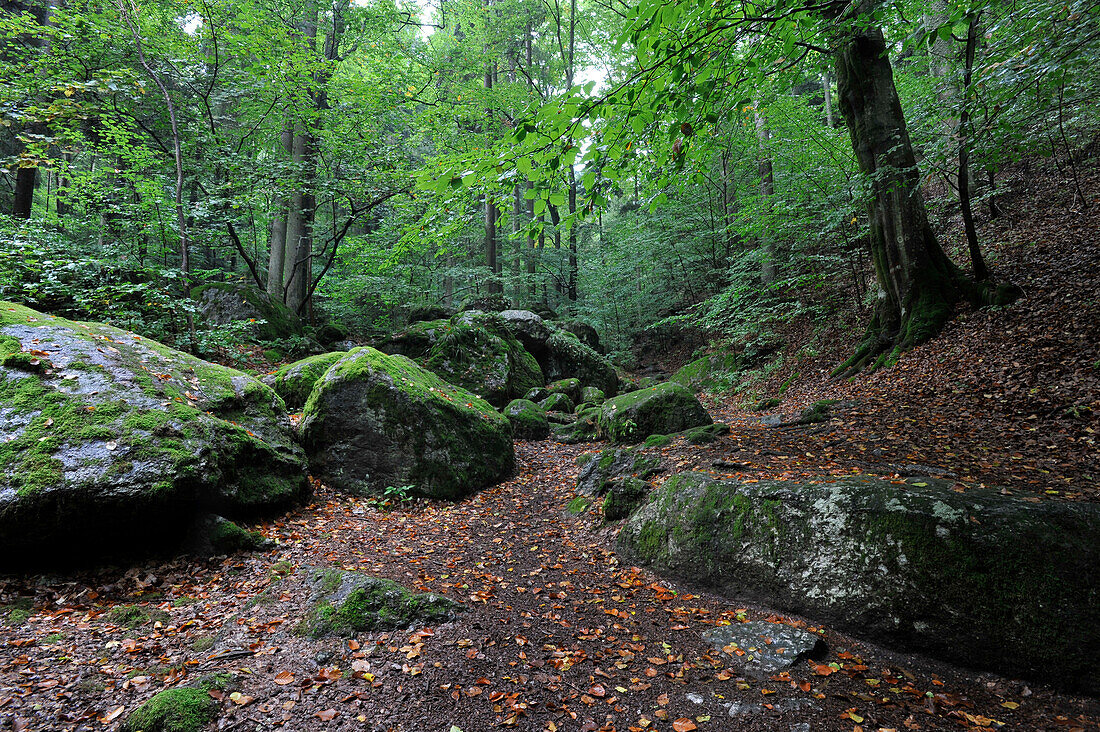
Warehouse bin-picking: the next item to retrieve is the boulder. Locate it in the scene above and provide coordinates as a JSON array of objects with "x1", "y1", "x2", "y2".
[
  {"x1": 619, "y1": 472, "x2": 1100, "y2": 694},
  {"x1": 546, "y1": 377, "x2": 581, "y2": 403},
  {"x1": 193, "y1": 282, "x2": 303, "y2": 341},
  {"x1": 539, "y1": 392, "x2": 575, "y2": 414},
  {"x1": 670, "y1": 352, "x2": 742, "y2": 392},
  {"x1": 423, "y1": 312, "x2": 543, "y2": 407},
  {"x1": 581, "y1": 386, "x2": 606, "y2": 405},
  {"x1": 560, "y1": 320, "x2": 603, "y2": 353},
  {"x1": 602, "y1": 477, "x2": 649, "y2": 521},
  {"x1": 271, "y1": 351, "x2": 346, "y2": 410},
  {"x1": 299, "y1": 348, "x2": 513, "y2": 499},
  {"x1": 551, "y1": 406, "x2": 601, "y2": 444},
  {"x1": 376, "y1": 319, "x2": 450, "y2": 360},
  {"x1": 0, "y1": 302, "x2": 308, "y2": 566},
  {"x1": 576, "y1": 447, "x2": 661, "y2": 497},
  {"x1": 299, "y1": 568, "x2": 461, "y2": 637},
  {"x1": 702, "y1": 622, "x2": 823, "y2": 678},
  {"x1": 597, "y1": 382, "x2": 712, "y2": 443},
  {"x1": 503, "y1": 399, "x2": 550, "y2": 440},
  {"x1": 498, "y1": 310, "x2": 618, "y2": 395},
  {"x1": 459, "y1": 294, "x2": 509, "y2": 313}
]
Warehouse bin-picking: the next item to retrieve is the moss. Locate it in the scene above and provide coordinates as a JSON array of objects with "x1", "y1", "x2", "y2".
[
  {"x1": 1, "y1": 599, "x2": 33, "y2": 625},
  {"x1": 503, "y1": 399, "x2": 550, "y2": 440},
  {"x1": 273, "y1": 351, "x2": 346, "y2": 409},
  {"x1": 567, "y1": 496, "x2": 591, "y2": 515},
  {"x1": 644, "y1": 434, "x2": 672, "y2": 447},
  {"x1": 105, "y1": 604, "x2": 170, "y2": 629},
  {"x1": 189, "y1": 635, "x2": 215, "y2": 652},
  {"x1": 303, "y1": 570, "x2": 460, "y2": 637},
  {"x1": 120, "y1": 687, "x2": 218, "y2": 732},
  {"x1": 752, "y1": 397, "x2": 781, "y2": 411},
  {"x1": 603, "y1": 478, "x2": 649, "y2": 521}
]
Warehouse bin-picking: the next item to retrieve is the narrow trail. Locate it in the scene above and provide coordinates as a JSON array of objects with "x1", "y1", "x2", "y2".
[{"x1": 2, "y1": 441, "x2": 1097, "y2": 731}]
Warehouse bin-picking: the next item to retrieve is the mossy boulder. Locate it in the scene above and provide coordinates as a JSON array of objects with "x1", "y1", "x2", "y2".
[
  {"x1": 503, "y1": 399, "x2": 550, "y2": 440},
  {"x1": 0, "y1": 302, "x2": 308, "y2": 567},
  {"x1": 560, "y1": 321, "x2": 603, "y2": 353},
  {"x1": 539, "y1": 392, "x2": 575, "y2": 414},
  {"x1": 184, "y1": 514, "x2": 265, "y2": 556},
  {"x1": 670, "y1": 352, "x2": 743, "y2": 392},
  {"x1": 423, "y1": 312, "x2": 544, "y2": 407},
  {"x1": 193, "y1": 282, "x2": 303, "y2": 342},
  {"x1": 271, "y1": 351, "x2": 346, "y2": 410},
  {"x1": 597, "y1": 382, "x2": 712, "y2": 443},
  {"x1": 619, "y1": 472, "x2": 1100, "y2": 694},
  {"x1": 301, "y1": 568, "x2": 461, "y2": 636},
  {"x1": 121, "y1": 687, "x2": 217, "y2": 732},
  {"x1": 459, "y1": 294, "x2": 510, "y2": 313},
  {"x1": 551, "y1": 406, "x2": 601, "y2": 444},
  {"x1": 581, "y1": 386, "x2": 606, "y2": 405},
  {"x1": 299, "y1": 348, "x2": 513, "y2": 500},
  {"x1": 546, "y1": 377, "x2": 581, "y2": 403},
  {"x1": 498, "y1": 310, "x2": 618, "y2": 395},
  {"x1": 602, "y1": 477, "x2": 649, "y2": 521},
  {"x1": 576, "y1": 447, "x2": 661, "y2": 497},
  {"x1": 376, "y1": 318, "x2": 450, "y2": 360}
]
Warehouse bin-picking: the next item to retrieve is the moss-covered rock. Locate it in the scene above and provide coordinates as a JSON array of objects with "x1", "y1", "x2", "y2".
[
  {"x1": 619, "y1": 472, "x2": 1100, "y2": 695},
  {"x1": 184, "y1": 514, "x2": 265, "y2": 556},
  {"x1": 670, "y1": 352, "x2": 743, "y2": 392},
  {"x1": 524, "y1": 386, "x2": 549, "y2": 402},
  {"x1": 580, "y1": 386, "x2": 606, "y2": 405},
  {"x1": 423, "y1": 312, "x2": 544, "y2": 407},
  {"x1": 575, "y1": 447, "x2": 661, "y2": 496},
  {"x1": 551, "y1": 406, "x2": 601, "y2": 444},
  {"x1": 498, "y1": 310, "x2": 618, "y2": 395},
  {"x1": 193, "y1": 282, "x2": 303, "y2": 342},
  {"x1": 272, "y1": 351, "x2": 346, "y2": 410},
  {"x1": 602, "y1": 477, "x2": 649, "y2": 521},
  {"x1": 539, "y1": 392, "x2": 575, "y2": 414},
  {"x1": 546, "y1": 377, "x2": 582, "y2": 403},
  {"x1": 560, "y1": 321, "x2": 603, "y2": 353},
  {"x1": 376, "y1": 318, "x2": 450, "y2": 360},
  {"x1": 0, "y1": 302, "x2": 308, "y2": 568},
  {"x1": 120, "y1": 687, "x2": 217, "y2": 732},
  {"x1": 300, "y1": 348, "x2": 513, "y2": 500},
  {"x1": 503, "y1": 399, "x2": 550, "y2": 440},
  {"x1": 459, "y1": 294, "x2": 509, "y2": 313},
  {"x1": 681, "y1": 422, "x2": 731, "y2": 444},
  {"x1": 301, "y1": 568, "x2": 461, "y2": 636},
  {"x1": 597, "y1": 382, "x2": 712, "y2": 443}
]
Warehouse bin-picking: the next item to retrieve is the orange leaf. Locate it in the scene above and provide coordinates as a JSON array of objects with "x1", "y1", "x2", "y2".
[
  {"x1": 274, "y1": 671, "x2": 294, "y2": 685},
  {"x1": 672, "y1": 719, "x2": 697, "y2": 732},
  {"x1": 315, "y1": 709, "x2": 337, "y2": 721},
  {"x1": 100, "y1": 706, "x2": 125, "y2": 724}
]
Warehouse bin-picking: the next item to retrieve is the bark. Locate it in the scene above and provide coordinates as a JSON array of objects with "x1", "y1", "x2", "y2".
[
  {"x1": 958, "y1": 13, "x2": 987, "y2": 281},
  {"x1": 832, "y1": 20, "x2": 1015, "y2": 374},
  {"x1": 266, "y1": 121, "x2": 293, "y2": 300},
  {"x1": 822, "y1": 71, "x2": 835, "y2": 128},
  {"x1": 754, "y1": 107, "x2": 777, "y2": 285},
  {"x1": 12, "y1": 168, "x2": 36, "y2": 218}
]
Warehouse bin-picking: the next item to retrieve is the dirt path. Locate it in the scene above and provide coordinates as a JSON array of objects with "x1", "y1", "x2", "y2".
[{"x1": 2, "y1": 439, "x2": 1098, "y2": 732}]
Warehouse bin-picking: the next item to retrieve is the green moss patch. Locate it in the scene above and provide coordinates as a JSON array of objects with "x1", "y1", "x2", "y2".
[
  {"x1": 301, "y1": 568, "x2": 461, "y2": 637},
  {"x1": 273, "y1": 351, "x2": 346, "y2": 410},
  {"x1": 120, "y1": 687, "x2": 218, "y2": 732}
]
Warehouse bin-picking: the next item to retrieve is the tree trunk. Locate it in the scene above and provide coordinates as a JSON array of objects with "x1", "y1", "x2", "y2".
[
  {"x1": 755, "y1": 107, "x2": 777, "y2": 285},
  {"x1": 266, "y1": 121, "x2": 293, "y2": 300},
  {"x1": 12, "y1": 168, "x2": 36, "y2": 218},
  {"x1": 958, "y1": 12, "x2": 988, "y2": 281},
  {"x1": 832, "y1": 21, "x2": 1015, "y2": 374}
]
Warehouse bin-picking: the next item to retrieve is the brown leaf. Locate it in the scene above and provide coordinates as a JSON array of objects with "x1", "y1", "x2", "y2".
[
  {"x1": 274, "y1": 671, "x2": 295, "y2": 685},
  {"x1": 672, "y1": 719, "x2": 697, "y2": 732}
]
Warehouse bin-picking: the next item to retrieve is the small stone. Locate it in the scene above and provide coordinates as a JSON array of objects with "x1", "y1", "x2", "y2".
[
  {"x1": 685, "y1": 692, "x2": 704, "y2": 704},
  {"x1": 702, "y1": 621, "x2": 822, "y2": 678}
]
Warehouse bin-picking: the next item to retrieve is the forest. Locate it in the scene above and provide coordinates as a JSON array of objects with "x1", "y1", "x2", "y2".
[{"x1": 1, "y1": 0, "x2": 1099, "y2": 729}]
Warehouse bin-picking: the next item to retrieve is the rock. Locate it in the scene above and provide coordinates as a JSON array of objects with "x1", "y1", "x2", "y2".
[
  {"x1": 618, "y1": 472, "x2": 1100, "y2": 693},
  {"x1": 498, "y1": 310, "x2": 618, "y2": 395},
  {"x1": 539, "y1": 392, "x2": 575, "y2": 414},
  {"x1": 299, "y1": 348, "x2": 514, "y2": 499},
  {"x1": 271, "y1": 351, "x2": 346, "y2": 410},
  {"x1": 681, "y1": 422, "x2": 731, "y2": 444},
  {"x1": 500, "y1": 310, "x2": 554, "y2": 352},
  {"x1": 575, "y1": 448, "x2": 661, "y2": 496},
  {"x1": 602, "y1": 477, "x2": 649, "y2": 521},
  {"x1": 121, "y1": 687, "x2": 218, "y2": 732},
  {"x1": 405, "y1": 303, "x2": 450, "y2": 324},
  {"x1": 597, "y1": 382, "x2": 712, "y2": 443},
  {"x1": 671, "y1": 352, "x2": 742, "y2": 392},
  {"x1": 551, "y1": 406, "x2": 601, "y2": 444},
  {"x1": 503, "y1": 399, "x2": 550, "y2": 440},
  {"x1": 317, "y1": 323, "x2": 347, "y2": 346},
  {"x1": 184, "y1": 514, "x2": 266, "y2": 556},
  {"x1": 193, "y1": 282, "x2": 303, "y2": 342},
  {"x1": 581, "y1": 386, "x2": 606, "y2": 405},
  {"x1": 381, "y1": 313, "x2": 543, "y2": 408},
  {"x1": 376, "y1": 319, "x2": 450, "y2": 360},
  {"x1": 300, "y1": 568, "x2": 461, "y2": 636},
  {"x1": 702, "y1": 621, "x2": 823, "y2": 677},
  {"x1": 560, "y1": 321, "x2": 603, "y2": 353},
  {"x1": 524, "y1": 386, "x2": 549, "y2": 402},
  {"x1": 546, "y1": 377, "x2": 582, "y2": 403},
  {"x1": 0, "y1": 302, "x2": 308, "y2": 567}
]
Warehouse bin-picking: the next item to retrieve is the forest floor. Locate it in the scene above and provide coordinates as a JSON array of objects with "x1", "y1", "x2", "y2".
[{"x1": 2, "y1": 158, "x2": 1099, "y2": 732}]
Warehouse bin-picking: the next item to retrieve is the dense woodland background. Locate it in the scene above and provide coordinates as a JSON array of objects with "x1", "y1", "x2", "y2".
[{"x1": 1, "y1": 0, "x2": 1097, "y2": 372}]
